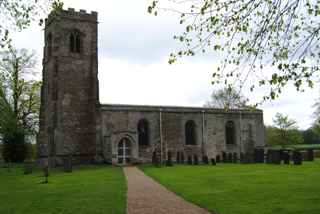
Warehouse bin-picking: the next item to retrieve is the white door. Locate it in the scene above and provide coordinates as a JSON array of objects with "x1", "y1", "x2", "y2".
[{"x1": 118, "y1": 138, "x2": 131, "y2": 165}]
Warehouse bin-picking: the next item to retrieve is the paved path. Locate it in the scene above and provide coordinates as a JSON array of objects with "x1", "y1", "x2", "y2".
[{"x1": 123, "y1": 167, "x2": 212, "y2": 214}]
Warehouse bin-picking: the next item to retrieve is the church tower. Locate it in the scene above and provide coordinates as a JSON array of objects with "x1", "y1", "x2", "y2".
[{"x1": 37, "y1": 8, "x2": 99, "y2": 165}]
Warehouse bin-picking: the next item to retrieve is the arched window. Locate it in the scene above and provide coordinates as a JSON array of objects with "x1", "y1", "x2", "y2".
[
  {"x1": 225, "y1": 121, "x2": 236, "y2": 145},
  {"x1": 185, "y1": 120, "x2": 196, "y2": 145},
  {"x1": 69, "y1": 31, "x2": 81, "y2": 53},
  {"x1": 47, "y1": 33, "x2": 52, "y2": 58},
  {"x1": 138, "y1": 119, "x2": 149, "y2": 146}
]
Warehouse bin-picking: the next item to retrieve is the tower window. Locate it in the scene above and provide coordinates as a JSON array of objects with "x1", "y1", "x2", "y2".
[
  {"x1": 69, "y1": 31, "x2": 81, "y2": 53},
  {"x1": 185, "y1": 120, "x2": 196, "y2": 145},
  {"x1": 226, "y1": 121, "x2": 236, "y2": 145}
]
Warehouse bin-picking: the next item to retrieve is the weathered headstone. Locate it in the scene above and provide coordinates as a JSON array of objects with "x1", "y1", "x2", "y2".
[
  {"x1": 23, "y1": 161, "x2": 33, "y2": 175},
  {"x1": 166, "y1": 151, "x2": 173, "y2": 166},
  {"x1": 211, "y1": 158, "x2": 216, "y2": 165},
  {"x1": 307, "y1": 149, "x2": 314, "y2": 161},
  {"x1": 187, "y1": 156, "x2": 193, "y2": 165},
  {"x1": 293, "y1": 151, "x2": 302, "y2": 165},
  {"x1": 222, "y1": 152, "x2": 227, "y2": 163},
  {"x1": 63, "y1": 156, "x2": 73, "y2": 172},
  {"x1": 176, "y1": 151, "x2": 181, "y2": 164},
  {"x1": 43, "y1": 166, "x2": 49, "y2": 184},
  {"x1": 227, "y1": 153, "x2": 233, "y2": 163},
  {"x1": 268, "y1": 150, "x2": 281, "y2": 164},
  {"x1": 283, "y1": 152, "x2": 290, "y2": 164},
  {"x1": 216, "y1": 155, "x2": 221, "y2": 163},
  {"x1": 193, "y1": 155, "x2": 199, "y2": 165},
  {"x1": 202, "y1": 155, "x2": 209, "y2": 164},
  {"x1": 232, "y1": 153, "x2": 238, "y2": 163},
  {"x1": 254, "y1": 149, "x2": 264, "y2": 163},
  {"x1": 240, "y1": 153, "x2": 244, "y2": 163},
  {"x1": 181, "y1": 152, "x2": 185, "y2": 164}
]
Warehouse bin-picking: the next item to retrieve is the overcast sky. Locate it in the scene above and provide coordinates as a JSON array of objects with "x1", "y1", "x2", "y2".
[{"x1": 10, "y1": 0, "x2": 320, "y2": 129}]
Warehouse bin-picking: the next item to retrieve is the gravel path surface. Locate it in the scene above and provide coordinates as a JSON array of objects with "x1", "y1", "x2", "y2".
[{"x1": 123, "y1": 166, "x2": 212, "y2": 214}]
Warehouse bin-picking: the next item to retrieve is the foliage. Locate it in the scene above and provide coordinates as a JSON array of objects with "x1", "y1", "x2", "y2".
[
  {"x1": 0, "y1": 165, "x2": 126, "y2": 214},
  {"x1": 0, "y1": 0, "x2": 64, "y2": 48},
  {"x1": 148, "y1": 0, "x2": 320, "y2": 103},
  {"x1": 141, "y1": 161, "x2": 320, "y2": 214},
  {"x1": 204, "y1": 86, "x2": 248, "y2": 109},
  {"x1": 301, "y1": 128, "x2": 320, "y2": 144},
  {"x1": 0, "y1": 48, "x2": 40, "y2": 162},
  {"x1": 266, "y1": 113, "x2": 303, "y2": 147}
]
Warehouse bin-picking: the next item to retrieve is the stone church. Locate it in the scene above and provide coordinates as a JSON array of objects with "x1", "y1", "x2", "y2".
[{"x1": 37, "y1": 9, "x2": 265, "y2": 166}]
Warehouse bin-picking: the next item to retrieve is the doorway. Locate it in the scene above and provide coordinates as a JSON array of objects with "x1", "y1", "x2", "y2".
[{"x1": 118, "y1": 137, "x2": 131, "y2": 165}]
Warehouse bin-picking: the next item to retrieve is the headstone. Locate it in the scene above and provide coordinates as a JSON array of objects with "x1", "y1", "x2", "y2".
[
  {"x1": 187, "y1": 156, "x2": 193, "y2": 165},
  {"x1": 43, "y1": 166, "x2": 49, "y2": 184},
  {"x1": 240, "y1": 153, "x2": 244, "y2": 163},
  {"x1": 268, "y1": 150, "x2": 281, "y2": 164},
  {"x1": 228, "y1": 153, "x2": 233, "y2": 163},
  {"x1": 283, "y1": 152, "x2": 290, "y2": 164},
  {"x1": 193, "y1": 155, "x2": 199, "y2": 165},
  {"x1": 232, "y1": 153, "x2": 238, "y2": 163},
  {"x1": 254, "y1": 149, "x2": 264, "y2": 163},
  {"x1": 307, "y1": 149, "x2": 314, "y2": 161},
  {"x1": 166, "y1": 151, "x2": 173, "y2": 166},
  {"x1": 181, "y1": 152, "x2": 185, "y2": 164},
  {"x1": 152, "y1": 151, "x2": 156, "y2": 164},
  {"x1": 216, "y1": 155, "x2": 221, "y2": 163},
  {"x1": 293, "y1": 151, "x2": 302, "y2": 165},
  {"x1": 202, "y1": 155, "x2": 209, "y2": 164},
  {"x1": 222, "y1": 152, "x2": 227, "y2": 163},
  {"x1": 63, "y1": 156, "x2": 73, "y2": 172},
  {"x1": 23, "y1": 161, "x2": 33, "y2": 175},
  {"x1": 176, "y1": 151, "x2": 181, "y2": 164},
  {"x1": 211, "y1": 158, "x2": 216, "y2": 165}
]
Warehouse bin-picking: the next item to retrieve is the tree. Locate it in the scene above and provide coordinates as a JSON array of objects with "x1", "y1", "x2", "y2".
[
  {"x1": 301, "y1": 128, "x2": 320, "y2": 144},
  {"x1": 0, "y1": 48, "x2": 41, "y2": 162},
  {"x1": 267, "y1": 113, "x2": 303, "y2": 147},
  {"x1": 148, "y1": 1, "x2": 320, "y2": 103},
  {"x1": 204, "y1": 86, "x2": 248, "y2": 109},
  {"x1": 0, "y1": 0, "x2": 63, "y2": 48}
]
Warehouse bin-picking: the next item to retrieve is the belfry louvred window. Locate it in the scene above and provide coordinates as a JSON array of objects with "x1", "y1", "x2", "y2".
[{"x1": 70, "y1": 31, "x2": 81, "y2": 53}]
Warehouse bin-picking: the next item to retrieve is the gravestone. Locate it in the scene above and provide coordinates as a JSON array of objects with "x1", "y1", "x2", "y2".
[
  {"x1": 181, "y1": 152, "x2": 185, "y2": 164},
  {"x1": 202, "y1": 155, "x2": 209, "y2": 164},
  {"x1": 228, "y1": 153, "x2": 233, "y2": 163},
  {"x1": 293, "y1": 151, "x2": 302, "y2": 165},
  {"x1": 63, "y1": 156, "x2": 73, "y2": 172},
  {"x1": 187, "y1": 156, "x2": 193, "y2": 165},
  {"x1": 166, "y1": 151, "x2": 173, "y2": 166},
  {"x1": 222, "y1": 152, "x2": 227, "y2": 163},
  {"x1": 232, "y1": 153, "x2": 238, "y2": 163},
  {"x1": 216, "y1": 155, "x2": 221, "y2": 163},
  {"x1": 152, "y1": 151, "x2": 156, "y2": 164},
  {"x1": 268, "y1": 150, "x2": 281, "y2": 164},
  {"x1": 307, "y1": 149, "x2": 314, "y2": 161},
  {"x1": 43, "y1": 166, "x2": 49, "y2": 184},
  {"x1": 254, "y1": 149, "x2": 264, "y2": 163},
  {"x1": 283, "y1": 152, "x2": 290, "y2": 164},
  {"x1": 23, "y1": 161, "x2": 33, "y2": 175},
  {"x1": 176, "y1": 151, "x2": 181, "y2": 164},
  {"x1": 193, "y1": 155, "x2": 199, "y2": 165},
  {"x1": 211, "y1": 158, "x2": 216, "y2": 165},
  {"x1": 240, "y1": 153, "x2": 244, "y2": 163}
]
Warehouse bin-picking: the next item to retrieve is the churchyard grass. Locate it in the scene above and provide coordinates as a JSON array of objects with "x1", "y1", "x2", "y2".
[
  {"x1": 0, "y1": 165, "x2": 126, "y2": 214},
  {"x1": 141, "y1": 159, "x2": 320, "y2": 214}
]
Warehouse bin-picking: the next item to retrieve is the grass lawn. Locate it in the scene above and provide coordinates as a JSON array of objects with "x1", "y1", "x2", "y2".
[
  {"x1": 141, "y1": 160, "x2": 320, "y2": 214},
  {"x1": 0, "y1": 165, "x2": 126, "y2": 214}
]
